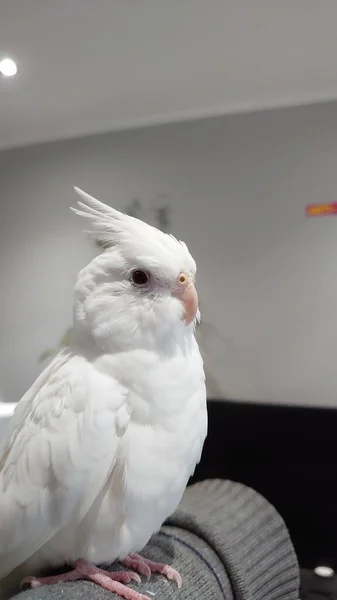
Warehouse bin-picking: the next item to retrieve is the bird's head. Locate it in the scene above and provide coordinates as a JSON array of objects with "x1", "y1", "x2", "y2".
[{"x1": 71, "y1": 187, "x2": 200, "y2": 352}]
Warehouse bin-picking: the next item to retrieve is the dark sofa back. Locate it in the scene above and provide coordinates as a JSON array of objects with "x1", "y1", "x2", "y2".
[{"x1": 190, "y1": 400, "x2": 337, "y2": 569}]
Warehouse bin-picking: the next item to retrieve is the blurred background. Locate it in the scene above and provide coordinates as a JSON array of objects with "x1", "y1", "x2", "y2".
[
  {"x1": 3, "y1": 1, "x2": 337, "y2": 410},
  {"x1": 2, "y1": 0, "x2": 337, "y2": 580}
]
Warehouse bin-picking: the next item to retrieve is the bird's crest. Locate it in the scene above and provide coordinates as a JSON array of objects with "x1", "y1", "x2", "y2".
[
  {"x1": 71, "y1": 187, "x2": 188, "y2": 261},
  {"x1": 71, "y1": 187, "x2": 154, "y2": 249}
]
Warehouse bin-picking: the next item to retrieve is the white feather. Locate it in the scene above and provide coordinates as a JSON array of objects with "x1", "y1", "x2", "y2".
[
  {"x1": 0, "y1": 188, "x2": 207, "y2": 597},
  {"x1": 0, "y1": 351, "x2": 127, "y2": 581}
]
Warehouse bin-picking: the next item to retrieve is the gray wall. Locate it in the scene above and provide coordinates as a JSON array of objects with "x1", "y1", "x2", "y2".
[{"x1": 1, "y1": 102, "x2": 337, "y2": 407}]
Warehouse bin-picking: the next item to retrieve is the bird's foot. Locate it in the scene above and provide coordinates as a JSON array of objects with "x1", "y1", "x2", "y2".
[
  {"x1": 21, "y1": 559, "x2": 151, "y2": 600},
  {"x1": 122, "y1": 553, "x2": 182, "y2": 588}
]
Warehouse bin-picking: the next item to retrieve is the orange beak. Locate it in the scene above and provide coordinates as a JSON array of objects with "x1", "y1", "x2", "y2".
[{"x1": 172, "y1": 273, "x2": 198, "y2": 326}]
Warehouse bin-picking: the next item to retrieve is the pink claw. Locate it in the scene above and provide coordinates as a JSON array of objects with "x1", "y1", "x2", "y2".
[
  {"x1": 122, "y1": 553, "x2": 183, "y2": 589},
  {"x1": 21, "y1": 559, "x2": 150, "y2": 600},
  {"x1": 122, "y1": 555, "x2": 151, "y2": 580}
]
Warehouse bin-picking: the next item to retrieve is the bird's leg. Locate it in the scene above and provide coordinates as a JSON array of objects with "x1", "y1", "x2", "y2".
[
  {"x1": 122, "y1": 553, "x2": 182, "y2": 588},
  {"x1": 21, "y1": 559, "x2": 151, "y2": 600}
]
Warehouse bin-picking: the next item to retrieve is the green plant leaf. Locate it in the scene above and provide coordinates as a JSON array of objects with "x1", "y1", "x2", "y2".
[
  {"x1": 38, "y1": 348, "x2": 56, "y2": 364},
  {"x1": 59, "y1": 328, "x2": 72, "y2": 347}
]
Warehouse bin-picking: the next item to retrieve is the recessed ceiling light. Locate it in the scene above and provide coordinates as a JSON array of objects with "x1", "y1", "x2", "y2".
[{"x1": 0, "y1": 57, "x2": 18, "y2": 77}]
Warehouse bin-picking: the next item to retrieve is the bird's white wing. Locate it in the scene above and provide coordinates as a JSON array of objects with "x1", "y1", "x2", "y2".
[{"x1": 0, "y1": 351, "x2": 128, "y2": 580}]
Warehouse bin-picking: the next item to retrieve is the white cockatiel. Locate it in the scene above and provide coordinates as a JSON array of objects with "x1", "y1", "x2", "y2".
[{"x1": 0, "y1": 188, "x2": 207, "y2": 600}]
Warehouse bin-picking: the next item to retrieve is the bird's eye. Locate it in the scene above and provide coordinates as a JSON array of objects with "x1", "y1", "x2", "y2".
[{"x1": 131, "y1": 270, "x2": 149, "y2": 285}]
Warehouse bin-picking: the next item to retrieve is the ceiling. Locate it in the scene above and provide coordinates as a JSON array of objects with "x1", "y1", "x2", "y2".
[{"x1": 2, "y1": 0, "x2": 337, "y2": 150}]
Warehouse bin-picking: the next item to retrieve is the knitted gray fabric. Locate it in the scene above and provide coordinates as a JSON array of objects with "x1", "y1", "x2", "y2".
[
  {"x1": 167, "y1": 479, "x2": 300, "y2": 600},
  {"x1": 8, "y1": 480, "x2": 299, "y2": 600}
]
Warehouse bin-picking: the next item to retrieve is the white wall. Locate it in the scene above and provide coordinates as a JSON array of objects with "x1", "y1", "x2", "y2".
[{"x1": 2, "y1": 102, "x2": 337, "y2": 407}]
